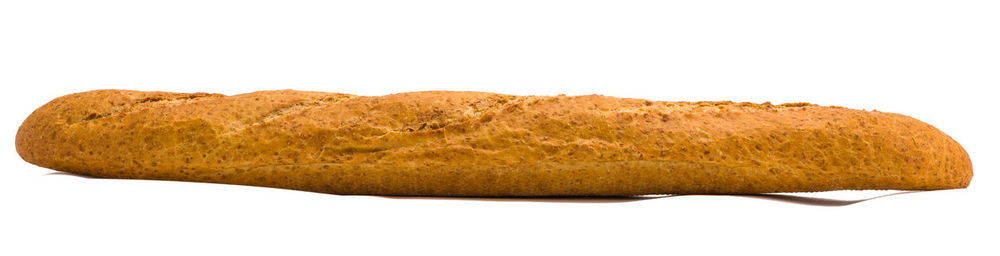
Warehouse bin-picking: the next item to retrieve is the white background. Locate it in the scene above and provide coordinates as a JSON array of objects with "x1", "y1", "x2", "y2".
[{"x1": 1, "y1": 1, "x2": 997, "y2": 255}]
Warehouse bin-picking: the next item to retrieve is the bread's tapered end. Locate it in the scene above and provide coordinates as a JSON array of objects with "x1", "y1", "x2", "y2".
[{"x1": 16, "y1": 89, "x2": 225, "y2": 173}]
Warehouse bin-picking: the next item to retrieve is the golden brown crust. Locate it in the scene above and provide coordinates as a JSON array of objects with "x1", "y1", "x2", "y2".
[{"x1": 15, "y1": 89, "x2": 972, "y2": 196}]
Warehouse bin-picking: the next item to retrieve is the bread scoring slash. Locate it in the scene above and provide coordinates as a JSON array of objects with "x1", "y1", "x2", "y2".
[{"x1": 15, "y1": 90, "x2": 973, "y2": 196}]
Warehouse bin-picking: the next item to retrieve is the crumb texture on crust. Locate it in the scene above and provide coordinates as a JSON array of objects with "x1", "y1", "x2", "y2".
[{"x1": 15, "y1": 89, "x2": 972, "y2": 196}]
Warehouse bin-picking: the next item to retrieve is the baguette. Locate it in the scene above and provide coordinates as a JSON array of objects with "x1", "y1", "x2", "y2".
[{"x1": 15, "y1": 89, "x2": 972, "y2": 196}]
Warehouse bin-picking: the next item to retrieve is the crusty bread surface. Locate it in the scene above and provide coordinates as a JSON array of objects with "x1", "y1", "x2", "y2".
[{"x1": 15, "y1": 90, "x2": 972, "y2": 196}]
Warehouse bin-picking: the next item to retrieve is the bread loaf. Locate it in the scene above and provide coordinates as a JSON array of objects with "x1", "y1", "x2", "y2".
[{"x1": 15, "y1": 89, "x2": 972, "y2": 196}]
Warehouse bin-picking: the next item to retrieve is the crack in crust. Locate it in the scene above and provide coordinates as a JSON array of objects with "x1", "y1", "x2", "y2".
[
  {"x1": 227, "y1": 95, "x2": 356, "y2": 135},
  {"x1": 390, "y1": 94, "x2": 523, "y2": 133},
  {"x1": 71, "y1": 93, "x2": 223, "y2": 125}
]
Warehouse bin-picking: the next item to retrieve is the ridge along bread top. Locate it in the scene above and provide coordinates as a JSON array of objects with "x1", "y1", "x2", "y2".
[{"x1": 15, "y1": 89, "x2": 972, "y2": 196}]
